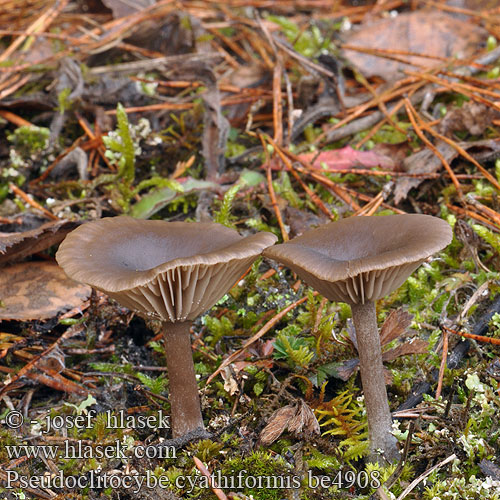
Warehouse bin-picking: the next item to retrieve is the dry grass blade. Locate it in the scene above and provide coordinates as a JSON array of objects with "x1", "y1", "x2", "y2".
[{"x1": 396, "y1": 454, "x2": 457, "y2": 500}]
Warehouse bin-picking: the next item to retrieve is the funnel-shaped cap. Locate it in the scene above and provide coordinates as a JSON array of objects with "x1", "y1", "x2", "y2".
[
  {"x1": 56, "y1": 217, "x2": 277, "y2": 322},
  {"x1": 263, "y1": 214, "x2": 451, "y2": 304}
]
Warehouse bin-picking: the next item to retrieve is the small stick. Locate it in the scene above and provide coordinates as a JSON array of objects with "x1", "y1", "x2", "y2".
[
  {"x1": 268, "y1": 137, "x2": 333, "y2": 219},
  {"x1": 446, "y1": 203, "x2": 499, "y2": 230},
  {"x1": 259, "y1": 134, "x2": 289, "y2": 241},
  {"x1": 396, "y1": 454, "x2": 456, "y2": 500},
  {"x1": 272, "y1": 62, "x2": 283, "y2": 145},
  {"x1": 0, "y1": 110, "x2": 32, "y2": 127},
  {"x1": 417, "y1": 121, "x2": 500, "y2": 192},
  {"x1": 442, "y1": 324, "x2": 500, "y2": 345},
  {"x1": 193, "y1": 457, "x2": 228, "y2": 500},
  {"x1": 465, "y1": 196, "x2": 500, "y2": 228},
  {"x1": 9, "y1": 183, "x2": 58, "y2": 221},
  {"x1": 435, "y1": 326, "x2": 449, "y2": 399},
  {"x1": 405, "y1": 70, "x2": 500, "y2": 111}
]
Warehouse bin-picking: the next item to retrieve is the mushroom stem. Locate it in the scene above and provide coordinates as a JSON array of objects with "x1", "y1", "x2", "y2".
[
  {"x1": 350, "y1": 301, "x2": 400, "y2": 463},
  {"x1": 163, "y1": 321, "x2": 205, "y2": 438}
]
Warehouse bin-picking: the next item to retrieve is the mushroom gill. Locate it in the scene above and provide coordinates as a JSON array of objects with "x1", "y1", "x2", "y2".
[
  {"x1": 263, "y1": 214, "x2": 452, "y2": 463},
  {"x1": 56, "y1": 216, "x2": 277, "y2": 438}
]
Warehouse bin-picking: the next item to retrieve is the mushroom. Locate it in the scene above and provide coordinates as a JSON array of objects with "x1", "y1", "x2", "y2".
[
  {"x1": 56, "y1": 216, "x2": 277, "y2": 438},
  {"x1": 263, "y1": 214, "x2": 452, "y2": 462}
]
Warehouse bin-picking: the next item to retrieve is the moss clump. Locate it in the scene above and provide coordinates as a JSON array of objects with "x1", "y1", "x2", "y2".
[{"x1": 217, "y1": 450, "x2": 297, "y2": 500}]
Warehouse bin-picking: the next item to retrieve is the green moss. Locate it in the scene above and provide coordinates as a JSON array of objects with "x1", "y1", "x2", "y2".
[{"x1": 219, "y1": 450, "x2": 296, "y2": 500}]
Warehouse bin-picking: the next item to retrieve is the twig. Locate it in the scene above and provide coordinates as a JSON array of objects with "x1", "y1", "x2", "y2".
[
  {"x1": 193, "y1": 457, "x2": 228, "y2": 500},
  {"x1": 0, "y1": 109, "x2": 32, "y2": 127},
  {"x1": 9, "y1": 183, "x2": 58, "y2": 221},
  {"x1": 259, "y1": 133, "x2": 289, "y2": 241},
  {"x1": 435, "y1": 326, "x2": 449, "y2": 399},
  {"x1": 273, "y1": 62, "x2": 283, "y2": 145},
  {"x1": 207, "y1": 293, "x2": 313, "y2": 385},
  {"x1": 442, "y1": 325, "x2": 500, "y2": 346},
  {"x1": 396, "y1": 454, "x2": 456, "y2": 500}
]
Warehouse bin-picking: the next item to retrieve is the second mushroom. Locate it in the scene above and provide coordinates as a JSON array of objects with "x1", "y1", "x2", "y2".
[
  {"x1": 56, "y1": 216, "x2": 277, "y2": 439},
  {"x1": 263, "y1": 214, "x2": 452, "y2": 463}
]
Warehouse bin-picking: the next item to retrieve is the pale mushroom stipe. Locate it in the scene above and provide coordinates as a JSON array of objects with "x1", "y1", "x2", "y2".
[
  {"x1": 56, "y1": 216, "x2": 277, "y2": 439},
  {"x1": 263, "y1": 214, "x2": 452, "y2": 463}
]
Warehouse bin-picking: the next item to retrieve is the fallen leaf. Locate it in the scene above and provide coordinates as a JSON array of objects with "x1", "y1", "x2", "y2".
[
  {"x1": 380, "y1": 309, "x2": 414, "y2": 345},
  {"x1": 221, "y1": 366, "x2": 239, "y2": 396},
  {"x1": 287, "y1": 399, "x2": 320, "y2": 437},
  {"x1": 0, "y1": 261, "x2": 91, "y2": 320},
  {"x1": 165, "y1": 58, "x2": 229, "y2": 180},
  {"x1": 480, "y1": 459, "x2": 500, "y2": 481},
  {"x1": 259, "y1": 405, "x2": 296, "y2": 445},
  {"x1": 101, "y1": 0, "x2": 155, "y2": 19},
  {"x1": 130, "y1": 177, "x2": 221, "y2": 219},
  {"x1": 394, "y1": 138, "x2": 500, "y2": 204},
  {"x1": 439, "y1": 101, "x2": 500, "y2": 137},
  {"x1": 0, "y1": 219, "x2": 78, "y2": 267},
  {"x1": 259, "y1": 400, "x2": 320, "y2": 445},
  {"x1": 299, "y1": 146, "x2": 395, "y2": 171},
  {"x1": 285, "y1": 206, "x2": 329, "y2": 238},
  {"x1": 382, "y1": 338, "x2": 428, "y2": 363},
  {"x1": 340, "y1": 310, "x2": 421, "y2": 380},
  {"x1": 343, "y1": 11, "x2": 486, "y2": 80}
]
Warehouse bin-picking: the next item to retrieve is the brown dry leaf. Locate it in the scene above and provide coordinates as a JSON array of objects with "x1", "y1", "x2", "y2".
[
  {"x1": 221, "y1": 366, "x2": 239, "y2": 396},
  {"x1": 341, "y1": 310, "x2": 421, "y2": 380},
  {"x1": 260, "y1": 404, "x2": 296, "y2": 445},
  {"x1": 101, "y1": 0, "x2": 155, "y2": 18},
  {"x1": 287, "y1": 399, "x2": 320, "y2": 437},
  {"x1": 380, "y1": 309, "x2": 414, "y2": 345},
  {"x1": 259, "y1": 400, "x2": 320, "y2": 445},
  {"x1": 0, "y1": 219, "x2": 78, "y2": 267},
  {"x1": 285, "y1": 206, "x2": 329, "y2": 238},
  {"x1": 165, "y1": 59, "x2": 229, "y2": 180},
  {"x1": 439, "y1": 101, "x2": 500, "y2": 137},
  {"x1": 0, "y1": 261, "x2": 91, "y2": 321},
  {"x1": 343, "y1": 11, "x2": 486, "y2": 80},
  {"x1": 394, "y1": 138, "x2": 500, "y2": 203},
  {"x1": 382, "y1": 338, "x2": 428, "y2": 363}
]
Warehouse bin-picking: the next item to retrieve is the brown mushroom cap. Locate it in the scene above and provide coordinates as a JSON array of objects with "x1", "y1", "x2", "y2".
[
  {"x1": 56, "y1": 216, "x2": 277, "y2": 322},
  {"x1": 263, "y1": 214, "x2": 452, "y2": 304}
]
